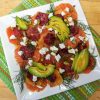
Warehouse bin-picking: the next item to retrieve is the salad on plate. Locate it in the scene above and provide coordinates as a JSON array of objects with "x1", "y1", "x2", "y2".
[{"x1": 6, "y1": 3, "x2": 96, "y2": 92}]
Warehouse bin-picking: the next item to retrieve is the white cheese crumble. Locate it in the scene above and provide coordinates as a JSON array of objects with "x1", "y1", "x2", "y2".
[
  {"x1": 51, "y1": 52, "x2": 56, "y2": 56},
  {"x1": 20, "y1": 37, "x2": 28, "y2": 46},
  {"x1": 55, "y1": 54, "x2": 61, "y2": 62},
  {"x1": 84, "y1": 37, "x2": 88, "y2": 43},
  {"x1": 68, "y1": 49, "x2": 75, "y2": 54},
  {"x1": 61, "y1": 11, "x2": 66, "y2": 16},
  {"x1": 20, "y1": 41, "x2": 26, "y2": 46},
  {"x1": 78, "y1": 36, "x2": 84, "y2": 41},
  {"x1": 9, "y1": 35, "x2": 16, "y2": 40},
  {"x1": 32, "y1": 76, "x2": 37, "y2": 82},
  {"x1": 67, "y1": 17, "x2": 73, "y2": 22},
  {"x1": 31, "y1": 41, "x2": 37, "y2": 46},
  {"x1": 18, "y1": 51, "x2": 23, "y2": 56},
  {"x1": 22, "y1": 37, "x2": 28, "y2": 43},
  {"x1": 54, "y1": 30, "x2": 58, "y2": 34},
  {"x1": 39, "y1": 47, "x2": 49, "y2": 55},
  {"x1": 34, "y1": 20, "x2": 38, "y2": 25},
  {"x1": 45, "y1": 54, "x2": 51, "y2": 60},
  {"x1": 42, "y1": 25, "x2": 46, "y2": 29},
  {"x1": 69, "y1": 21, "x2": 74, "y2": 26},
  {"x1": 65, "y1": 7, "x2": 70, "y2": 12},
  {"x1": 37, "y1": 85, "x2": 43, "y2": 88},
  {"x1": 59, "y1": 68, "x2": 65, "y2": 74},
  {"x1": 70, "y1": 58, "x2": 74, "y2": 61},
  {"x1": 38, "y1": 27, "x2": 42, "y2": 33},
  {"x1": 48, "y1": 28, "x2": 53, "y2": 31},
  {"x1": 48, "y1": 13, "x2": 53, "y2": 18},
  {"x1": 70, "y1": 36, "x2": 75, "y2": 42},
  {"x1": 25, "y1": 65, "x2": 30, "y2": 70},
  {"x1": 28, "y1": 60, "x2": 33, "y2": 66},
  {"x1": 59, "y1": 43, "x2": 65, "y2": 49},
  {"x1": 50, "y1": 46, "x2": 58, "y2": 52},
  {"x1": 75, "y1": 49, "x2": 78, "y2": 52}
]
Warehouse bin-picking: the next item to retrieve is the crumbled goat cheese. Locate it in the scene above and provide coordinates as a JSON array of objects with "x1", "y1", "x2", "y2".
[
  {"x1": 70, "y1": 36, "x2": 75, "y2": 41},
  {"x1": 70, "y1": 58, "x2": 74, "y2": 61},
  {"x1": 78, "y1": 36, "x2": 84, "y2": 41},
  {"x1": 18, "y1": 51, "x2": 23, "y2": 56},
  {"x1": 32, "y1": 76, "x2": 37, "y2": 82},
  {"x1": 48, "y1": 13, "x2": 53, "y2": 18},
  {"x1": 68, "y1": 49, "x2": 76, "y2": 54},
  {"x1": 69, "y1": 21, "x2": 74, "y2": 26},
  {"x1": 59, "y1": 68, "x2": 65, "y2": 74},
  {"x1": 48, "y1": 28, "x2": 53, "y2": 31},
  {"x1": 61, "y1": 11, "x2": 66, "y2": 16},
  {"x1": 36, "y1": 85, "x2": 43, "y2": 88},
  {"x1": 39, "y1": 47, "x2": 49, "y2": 55},
  {"x1": 45, "y1": 54, "x2": 51, "y2": 60},
  {"x1": 28, "y1": 60, "x2": 33, "y2": 66},
  {"x1": 22, "y1": 37, "x2": 28, "y2": 43},
  {"x1": 25, "y1": 65, "x2": 30, "y2": 70},
  {"x1": 34, "y1": 20, "x2": 38, "y2": 25},
  {"x1": 38, "y1": 27, "x2": 42, "y2": 33},
  {"x1": 67, "y1": 17, "x2": 73, "y2": 22},
  {"x1": 65, "y1": 7, "x2": 70, "y2": 12},
  {"x1": 20, "y1": 41, "x2": 26, "y2": 46},
  {"x1": 9, "y1": 35, "x2": 16, "y2": 40},
  {"x1": 50, "y1": 46, "x2": 58, "y2": 52},
  {"x1": 55, "y1": 54, "x2": 61, "y2": 62},
  {"x1": 31, "y1": 41, "x2": 37, "y2": 46},
  {"x1": 51, "y1": 52, "x2": 56, "y2": 56},
  {"x1": 59, "y1": 43, "x2": 65, "y2": 49},
  {"x1": 55, "y1": 30, "x2": 58, "y2": 34},
  {"x1": 42, "y1": 25, "x2": 46, "y2": 29}
]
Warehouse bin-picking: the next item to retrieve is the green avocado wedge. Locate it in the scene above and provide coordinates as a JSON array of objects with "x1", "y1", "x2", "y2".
[
  {"x1": 72, "y1": 53, "x2": 78, "y2": 70},
  {"x1": 16, "y1": 16, "x2": 28, "y2": 30},
  {"x1": 72, "y1": 49, "x2": 89, "y2": 73},
  {"x1": 32, "y1": 62, "x2": 46, "y2": 71},
  {"x1": 47, "y1": 16, "x2": 70, "y2": 42},
  {"x1": 28, "y1": 64, "x2": 55, "y2": 78}
]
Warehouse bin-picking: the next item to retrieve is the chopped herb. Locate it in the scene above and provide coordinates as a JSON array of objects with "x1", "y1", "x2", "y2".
[
  {"x1": 14, "y1": 70, "x2": 25, "y2": 92},
  {"x1": 47, "y1": 3, "x2": 54, "y2": 13}
]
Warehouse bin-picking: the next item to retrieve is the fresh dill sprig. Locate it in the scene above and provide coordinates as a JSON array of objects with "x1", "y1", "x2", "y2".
[
  {"x1": 62, "y1": 76, "x2": 75, "y2": 89},
  {"x1": 14, "y1": 70, "x2": 25, "y2": 92},
  {"x1": 78, "y1": 21, "x2": 90, "y2": 31},
  {"x1": 47, "y1": 3, "x2": 54, "y2": 13}
]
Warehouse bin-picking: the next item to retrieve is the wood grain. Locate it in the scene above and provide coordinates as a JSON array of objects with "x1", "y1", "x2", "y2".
[{"x1": 0, "y1": 0, "x2": 100, "y2": 100}]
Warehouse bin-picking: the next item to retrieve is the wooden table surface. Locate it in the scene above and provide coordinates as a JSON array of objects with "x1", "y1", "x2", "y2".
[{"x1": 0, "y1": 0, "x2": 100, "y2": 100}]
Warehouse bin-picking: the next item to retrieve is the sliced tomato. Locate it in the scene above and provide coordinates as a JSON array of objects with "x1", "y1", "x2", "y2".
[
  {"x1": 15, "y1": 46, "x2": 27, "y2": 68},
  {"x1": 25, "y1": 76, "x2": 47, "y2": 92},
  {"x1": 7, "y1": 27, "x2": 19, "y2": 45},
  {"x1": 84, "y1": 55, "x2": 96, "y2": 74},
  {"x1": 33, "y1": 49, "x2": 41, "y2": 62},
  {"x1": 66, "y1": 28, "x2": 88, "y2": 48},
  {"x1": 55, "y1": 3, "x2": 78, "y2": 20},
  {"x1": 49, "y1": 70, "x2": 63, "y2": 87},
  {"x1": 25, "y1": 77, "x2": 39, "y2": 92},
  {"x1": 37, "y1": 28, "x2": 49, "y2": 49}
]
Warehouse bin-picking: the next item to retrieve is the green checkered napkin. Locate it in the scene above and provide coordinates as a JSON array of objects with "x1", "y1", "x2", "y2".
[{"x1": 0, "y1": 0, "x2": 100, "y2": 99}]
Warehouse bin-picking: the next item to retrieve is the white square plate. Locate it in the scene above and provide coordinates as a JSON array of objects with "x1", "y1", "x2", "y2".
[{"x1": 0, "y1": 0, "x2": 100, "y2": 100}]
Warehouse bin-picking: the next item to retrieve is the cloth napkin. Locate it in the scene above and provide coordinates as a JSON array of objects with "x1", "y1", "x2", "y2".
[{"x1": 0, "y1": 0, "x2": 100, "y2": 99}]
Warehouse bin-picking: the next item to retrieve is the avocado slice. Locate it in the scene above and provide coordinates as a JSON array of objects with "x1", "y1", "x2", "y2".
[
  {"x1": 28, "y1": 64, "x2": 55, "y2": 78},
  {"x1": 73, "y1": 49, "x2": 89, "y2": 73},
  {"x1": 32, "y1": 62, "x2": 46, "y2": 70},
  {"x1": 16, "y1": 16, "x2": 28, "y2": 30},
  {"x1": 47, "y1": 16, "x2": 70, "y2": 42},
  {"x1": 72, "y1": 53, "x2": 78, "y2": 70}
]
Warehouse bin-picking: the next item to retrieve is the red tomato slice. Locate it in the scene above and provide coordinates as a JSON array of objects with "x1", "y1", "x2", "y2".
[{"x1": 7, "y1": 27, "x2": 19, "y2": 45}]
